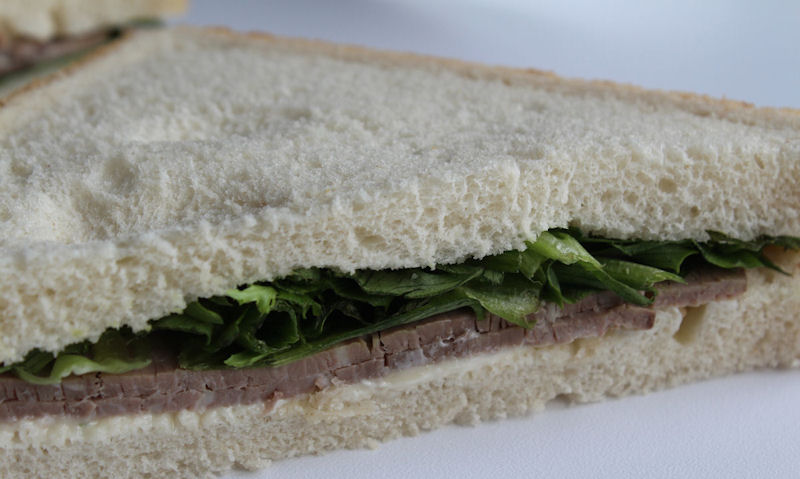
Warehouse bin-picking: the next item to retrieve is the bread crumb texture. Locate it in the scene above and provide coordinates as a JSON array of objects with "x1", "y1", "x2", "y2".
[
  {"x1": 1, "y1": 260, "x2": 798, "y2": 478},
  {"x1": 0, "y1": 27, "x2": 797, "y2": 363},
  {"x1": 0, "y1": 0, "x2": 186, "y2": 40}
]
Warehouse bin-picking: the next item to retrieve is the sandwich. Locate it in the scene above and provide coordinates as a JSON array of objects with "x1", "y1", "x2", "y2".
[
  {"x1": 0, "y1": 26, "x2": 798, "y2": 478},
  {"x1": 0, "y1": 0, "x2": 186, "y2": 77}
]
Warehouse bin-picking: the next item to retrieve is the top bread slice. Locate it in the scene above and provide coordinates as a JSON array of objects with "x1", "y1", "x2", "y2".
[
  {"x1": 0, "y1": 0, "x2": 186, "y2": 41},
  {"x1": 0, "y1": 26, "x2": 797, "y2": 365}
]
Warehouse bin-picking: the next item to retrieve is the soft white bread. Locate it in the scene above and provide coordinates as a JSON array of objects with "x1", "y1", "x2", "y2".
[
  {"x1": 0, "y1": 0, "x2": 187, "y2": 41},
  {"x1": 3, "y1": 253, "x2": 798, "y2": 479},
  {"x1": 0, "y1": 27, "x2": 798, "y2": 365}
]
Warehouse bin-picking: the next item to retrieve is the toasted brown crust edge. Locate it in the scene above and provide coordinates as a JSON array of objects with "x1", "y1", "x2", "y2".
[
  {"x1": 0, "y1": 25, "x2": 798, "y2": 130},
  {"x1": 183, "y1": 26, "x2": 800, "y2": 128}
]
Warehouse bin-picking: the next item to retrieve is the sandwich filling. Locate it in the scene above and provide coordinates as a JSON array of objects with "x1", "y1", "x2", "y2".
[
  {"x1": 0, "y1": 229, "x2": 795, "y2": 421},
  {"x1": 0, "y1": 20, "x2": 163, "y2": 78},
  {"x1": 0, "y1": 266, "x2": 744, "y2": 421},
  {"x1": 0, "y1": 30, "x2": 113, "y2": 76}
]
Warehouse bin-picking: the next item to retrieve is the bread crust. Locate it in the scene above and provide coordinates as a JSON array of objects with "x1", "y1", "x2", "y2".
[{"x1": 3, "y1": 26, "x2": 799, "y2": 125}]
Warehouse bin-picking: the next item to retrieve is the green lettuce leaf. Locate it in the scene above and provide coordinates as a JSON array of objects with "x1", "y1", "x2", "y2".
[
  {"x1": 354, "y1": 268, "x2": 482, "y2": 298},
  {"x1": 528, "y1": 231, "x2": 602, "y2": 267},
  {"x1": 11, "y1": 330, "x2": 151, "y2": 385},
  {"x1": 600, "y1": 259, "x2": 685, "y2": 289},
  {"x1": 227, "y1": 285, "x2": 278, "y2": 314},
  {"x1": 460, "y1": 275, "x2": 541, "y2": 327}
]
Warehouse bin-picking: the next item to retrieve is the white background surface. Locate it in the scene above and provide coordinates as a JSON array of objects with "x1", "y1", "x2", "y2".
[{"x1": 175, "y1": 1, "x2": 800, "y2": 477}]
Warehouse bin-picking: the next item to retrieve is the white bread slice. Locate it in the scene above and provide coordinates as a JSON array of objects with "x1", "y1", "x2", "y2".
[
  {"x1": 2, "y1": 252, "x2": 798, "y2": 479},
  {"x1": 0, "y1": 26, "x2": 797, "y2": 366},
  {"x1": 0, "y1": 0, "x2": 186, "y2": 41}
]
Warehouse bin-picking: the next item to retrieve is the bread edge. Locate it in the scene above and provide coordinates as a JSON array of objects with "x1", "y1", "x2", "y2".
[{"x1": 1, "y1": 25, "x2": 797, "y2": 128}]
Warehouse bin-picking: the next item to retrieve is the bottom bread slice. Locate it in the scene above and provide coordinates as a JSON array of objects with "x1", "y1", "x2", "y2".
[{"x1": 2, "y1": 254, "x2": 799, "y2": 479}]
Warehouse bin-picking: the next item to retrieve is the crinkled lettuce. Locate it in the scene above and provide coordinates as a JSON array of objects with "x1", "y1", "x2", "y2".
[
  {"x1": 4, "y1": 229, "x2": 798, "y2": 383},
  {"x1": 0, "y1": 329, "x2": 151, "y2": 385}
]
